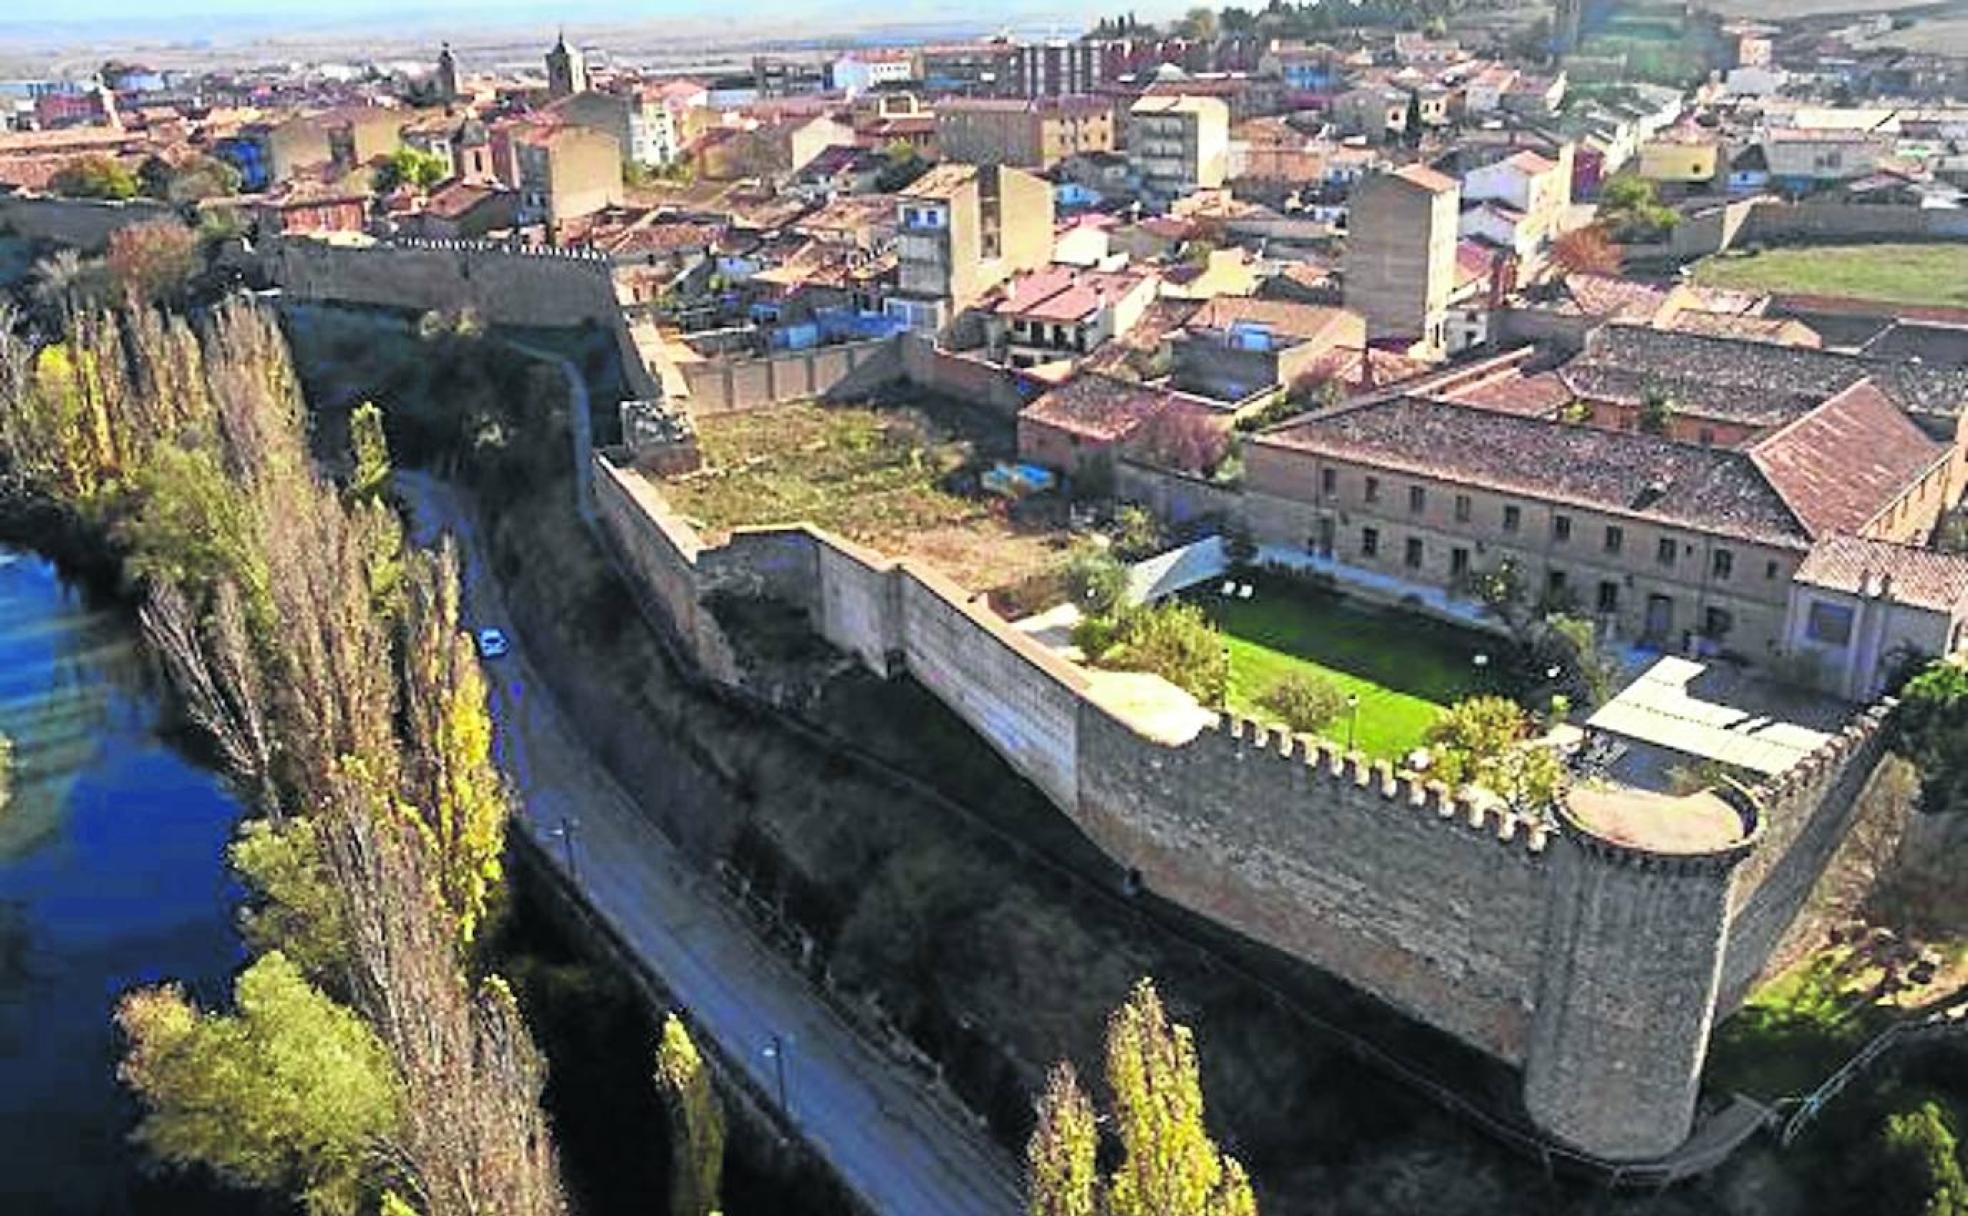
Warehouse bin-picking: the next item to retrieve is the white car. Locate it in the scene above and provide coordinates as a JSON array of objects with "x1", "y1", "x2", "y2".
[{"x1": 474, "y1": 628, "x2": 512, "y2": 659}]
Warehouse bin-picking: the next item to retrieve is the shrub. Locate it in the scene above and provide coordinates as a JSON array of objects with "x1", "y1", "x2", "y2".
[
  {"x1": 1080, "y1": 601, "x2": 1228, "y2": 705},
  {"x1": 1426, "y1": 695, "x2": 1566, "y2": 809},
  {"x1": 1110, "y1": 504, "x2": 1162, "y2": 561},
  {"x1": 1064, "y1": 545, "x2": 1129, "y2": 618},
  {"x1": 1258, "y1": 672, "x2": 1349, "y2": 735}
]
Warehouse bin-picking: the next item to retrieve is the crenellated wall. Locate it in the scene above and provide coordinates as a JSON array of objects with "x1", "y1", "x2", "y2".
[
  {"x1": 265, "y1": 236, "x2": 620, "y2": 328},
  {"x1": 1078, "y1": 708, "x2": 1552, "y2": 1061},
  {"x1": 1718, "y1": 703, "x2": 1896, "y2": 1010},
  {"x1": 589, "y1": 448, "x2": 1898, "y2": 1166}
]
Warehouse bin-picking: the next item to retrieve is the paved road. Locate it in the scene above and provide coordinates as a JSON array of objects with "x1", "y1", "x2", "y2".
[{"x1": 398, "y1": 471, "x2": 1023, "y2": 1216}]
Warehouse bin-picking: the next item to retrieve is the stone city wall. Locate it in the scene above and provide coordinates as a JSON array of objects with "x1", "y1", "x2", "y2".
[
  {"x1": 589, "y1": 414, "x2": 1891, "y2": 1165},
  {"x1": 265, "y1": 236, "x2": 620, "y2": 328},
  {"x1": 0, "y1": 194, "x2": 180, "y2": 251},
  {"x1": 1717, "y1": 703, "x2": 1897, "y2": 1009}
]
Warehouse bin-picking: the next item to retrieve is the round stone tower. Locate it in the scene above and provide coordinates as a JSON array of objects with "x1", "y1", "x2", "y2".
[{"x1": 1523, "y1": 785, "x2": 1759, "y2": 1161}]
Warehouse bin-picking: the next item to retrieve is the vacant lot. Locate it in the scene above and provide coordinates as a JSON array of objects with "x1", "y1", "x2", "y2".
[
  {"x1": 1693, "y1": 244, "x2": 1968, "y2": 310},
  {"x1": 1194, "y1": 577, "x2": 1496, "y2": 759},
  {"x1": 660, "y1": 398, "x2": 1074, "y2": 594}
]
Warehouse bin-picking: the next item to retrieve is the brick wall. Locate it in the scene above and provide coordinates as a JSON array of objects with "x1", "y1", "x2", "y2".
[
  {"x1": 680, "y1": 338, "x2": 903, "y2": 413},
  {"x1": 266, "y1": 237, "x2": 620, "y2": 327}
]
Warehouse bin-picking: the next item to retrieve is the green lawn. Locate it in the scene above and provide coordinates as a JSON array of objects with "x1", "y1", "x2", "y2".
[
  {"x1": 1691, "y1": 244, "x2": 1968, "y2": 311},
  {"x1": 1193, "y1": 577, "x2": 1497, "y2": 759}
]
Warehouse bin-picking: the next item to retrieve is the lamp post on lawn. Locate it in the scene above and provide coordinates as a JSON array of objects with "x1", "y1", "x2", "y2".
[{"x1": 1345, "y1": 693, "x2": 1360, "y2": 753}]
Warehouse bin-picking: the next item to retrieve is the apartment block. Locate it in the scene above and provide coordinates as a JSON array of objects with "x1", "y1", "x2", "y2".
[
  {"x1": 935, "y1": 96, "x2": 1114, "y2": 170},
  {"x1": 1127, "y1": 94, "x2": 1229, "y2": 201}
]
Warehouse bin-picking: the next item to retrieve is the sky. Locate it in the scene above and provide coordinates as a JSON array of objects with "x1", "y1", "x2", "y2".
[{"x1": 0, "y1": 0, "x2": 1139, "y2": 41}]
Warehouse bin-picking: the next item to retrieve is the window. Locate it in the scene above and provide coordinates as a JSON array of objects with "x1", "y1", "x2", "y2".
[
  {"x1": 1704, "y1": 607, "x2": 1734, "y2": 639},
  {"x1": 1409, "y1": 485, "x2": 1426, "y2": 514},
  {"x1": 1766, "y1": 560, "x2": 1780, "y2": 580},
  {"x1": 1553, "y1": 514, "x2": 1571, "y2": 543},
  {"x1": 1405, "y1": 537, "x2": 1424, "y2": 568},
  {"x1": 1361, "y1": 527, "x2": 1380, "y2": 557},
  {"x1": 1597, "y1": 580, "x2": 1620, "y2": 613},
  {"x1": 1698, "y1": 427, "x2": 1715, "y2": 446},
  {"x1": 1657, "y1": 536, "x2": 1677, "y2": 568},
  {"x1": 1450, "y1": 547, "x2": 1470, "y2": 577},
  {"x1": 1713, "y1": 548, "x2": 1734, "y2": 580},
  {"x1": 1503, "y1": 504, "x2": 1521, "y2": 533},
  {"x1": 1364, "y1": 476, "x2": 1380, "y2": 504},
  {"x1": 1605, "y1": 525, "x2": 1624, "y2": 555},
  {"x1": 1455, "y1": 494, "x2": 1471, "y2": 523},
  {"x1": 1321, "y1": 467, "x2": 1337, "y2": 495},
  {"x1": 1806, "y1": 600, "x2": 1855, "y2": 646},
  {"x1": 1547, "y1": 569, "x2": 1567, "y2": 596}
]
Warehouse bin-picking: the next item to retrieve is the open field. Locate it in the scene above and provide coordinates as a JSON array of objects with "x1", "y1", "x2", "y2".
[
  {"x1": 659, "y1": 398, "x2": 1074, "y2": 595},
  {"x1": 1692, "y1": 243, "x2": 1968, "y2": 310},
  {"x1": 1194, "y1": 577, "x2": 1495, "y2": 759}
]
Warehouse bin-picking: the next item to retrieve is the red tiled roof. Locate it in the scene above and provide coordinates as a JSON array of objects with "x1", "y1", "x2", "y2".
[
  {"x1": 995, "y1": 266, "x2": 1152, "y2": 323},
  {"x1": 1260, "y1": 396, "x2": 1813, "y2": 547},
  {"x1": 1392, "y1": 163, "x2": 1457, "y2": 193},
  {"x1": 1440, "y1": 369, "x2": 1577, "y2": 417},
  {"x1": 1748, "y1": 380, "x2": 1947, "y2": 538},
  {"x1": 1795, "y1": 534, "x2": 1968, "y2": 612},
  {"x1": 1021, "y1": 374, "x2": 1219, "y2": 444}
]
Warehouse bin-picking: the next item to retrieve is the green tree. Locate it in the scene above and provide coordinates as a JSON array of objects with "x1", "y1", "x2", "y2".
[
  {"x1": 1638, "y1": 384, "x2": 1675, "y2": 436},
  {"x1": 375, "y1": 146, "x2": 451, "y2": 193},
  {"x1": 654, "y1": 1014, "x2": 725, "y2": 1216},
  {"x1": 0, "y1": 731, "x2": 13, "y2": 814},
  {"x1": 1066, "y1": 545, "x2": 1130, "y2": 618},
  {"x1": 232, "y1": 817, "x2": 349, "y2": 979},
  {"x1": 116, "y1": 952, "x2": 403, "y2": 1215},
  {"x1": 398, "y1": 544, "x2": 510, "y2": 945},
  {"x1": 1426, "y1": 695, "x2": 1566, "y2": 809},
  {"x1": 1890, "y1": 663, "x2": 1968, "y2": 815},
  {"x1": 1882, "y1": 1101, "x2": 1968, "y2": 1216},
  {"x1": 50, "y1": 153, "x2": 140, "y2": 200},
  {"x1": 1104, "y1": 979, "x2": 1257, "y2": 1216},
  {"x1": 348, "y1": 401, "x2": 393, "y2": 505},
  {"x1": 1027, "y1": 1063, "x2": 1098, "y2": 1216},
  {"x1": 120, "y1": 443, "x2": 265, "y2": 601},
  {"x1": 1257, "y1": 671, "x2": 1348, "y2": 736},
  {"x1": 1082, "y1": 601, "x2": 1230, "y2": 706}
]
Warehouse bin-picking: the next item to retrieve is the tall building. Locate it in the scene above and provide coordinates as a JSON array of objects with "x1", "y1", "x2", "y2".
[
  {"x1": 546, "y1": 31, "x2": 588, "y2": 99},
  {"x1": 1343, "y1": 164, "x2": 1461, "y2": 354},
  {"x1": 886, "y1": 163, "x2": 1055, "y2": 333},
  {"x1": 435, "y1": 43, "x2": 459, "y2": 104},
  {"x1": 1127, "y1": 94, "x2": 1229, "y2": 201},
  {"x1": 935, "y1": 96, "x2": 1115, "y2": 170}
]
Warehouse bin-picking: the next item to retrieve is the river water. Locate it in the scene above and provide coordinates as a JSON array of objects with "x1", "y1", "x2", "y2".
[{"x1": 0, "y1": 549, "x2": 253, "y2": 1214}]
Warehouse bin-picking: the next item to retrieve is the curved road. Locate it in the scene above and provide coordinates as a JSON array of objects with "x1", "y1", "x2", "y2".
[{"x1": 399, "y1": 471, "x2": 1022, "y2": 1216}]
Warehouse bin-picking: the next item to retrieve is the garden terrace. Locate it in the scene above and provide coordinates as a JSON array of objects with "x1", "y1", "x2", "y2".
[
  {"x1": 652, "y1": 397, "x2": 1076, "y2": 597},
  {"x1": 1188, "y1": 573, "x2": 1498, "y2": 759}
]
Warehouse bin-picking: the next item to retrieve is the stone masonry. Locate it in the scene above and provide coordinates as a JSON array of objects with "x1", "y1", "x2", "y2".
[{"x1": 590, "y1": 452, "x2": 1897, "y2": 1163}]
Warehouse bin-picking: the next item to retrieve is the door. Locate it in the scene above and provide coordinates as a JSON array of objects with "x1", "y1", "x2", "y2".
[
  {"x1": 1644, "y1": 593, "x2": 1674, "y2": 644},
  {"x1": 1315, "y1": 516, "x2": 1335, "y2": 558}
]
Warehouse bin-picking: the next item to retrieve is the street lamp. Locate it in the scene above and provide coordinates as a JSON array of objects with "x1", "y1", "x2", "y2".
[
  {"x1": 763, "y1": 1033, "x2": 791, "y2": 1111},
  {"x1": 550, "y1": 816, "x2": 580, "y2": 881},
  {"x1": 1345, "y1": 693, "x2": 1361, "y2": 753}
]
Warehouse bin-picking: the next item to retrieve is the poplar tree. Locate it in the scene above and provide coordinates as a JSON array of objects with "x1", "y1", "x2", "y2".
[
  {"x1": 1027, "y1": 1063, "x2": 1098, "y2": 1216},
  {"x1": 1026, "y1": 979, "x2": 1259, "y2": 1216},
  {"x1": 654, "y1": 1013, "x2": 726, "y2": 1216}
]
